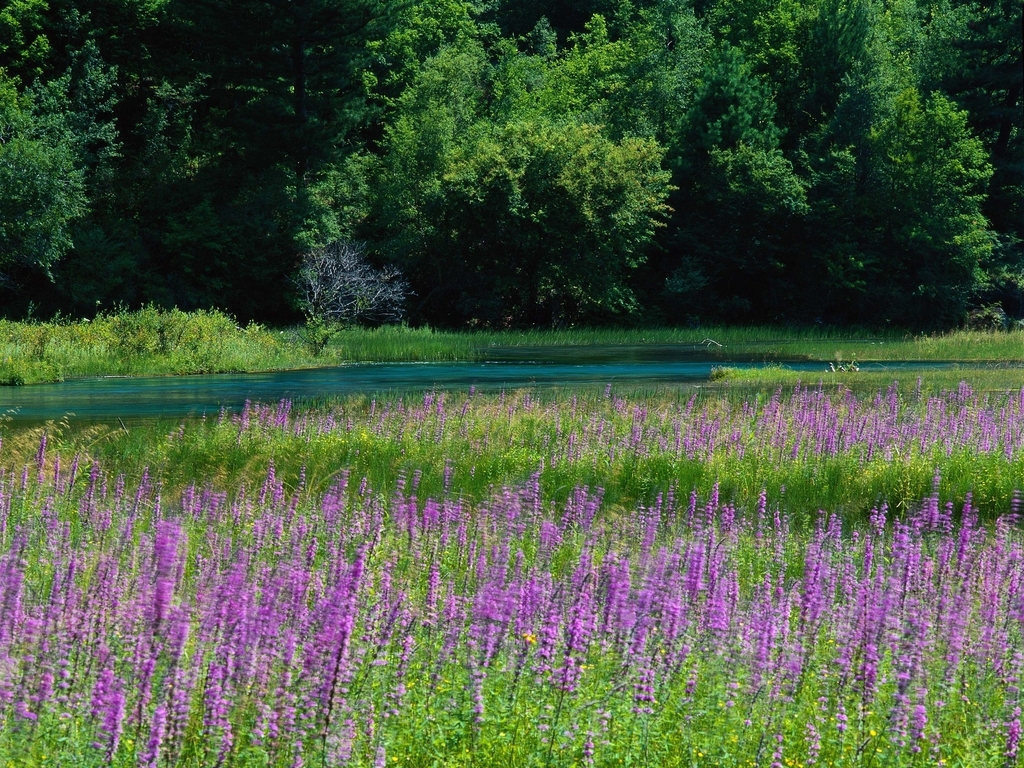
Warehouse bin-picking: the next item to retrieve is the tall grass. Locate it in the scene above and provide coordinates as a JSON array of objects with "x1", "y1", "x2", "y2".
[
  {"x1": 282, "y1": 325, "x2": 1024, "y2": 363},
  {"x1": 707, "y1": 365, "x2": 1024, "y2": 393},
  {"x1": 0, "y1": 308, "x2": 306, "y2": 384},
  {"x1": 7, "y1": 382, "x2": 1022, "y2": 522}
]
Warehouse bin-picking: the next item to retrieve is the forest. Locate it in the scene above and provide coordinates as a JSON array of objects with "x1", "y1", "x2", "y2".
[{"x1": 0, "y1": 0, "x2": 1020, "y2": 330}]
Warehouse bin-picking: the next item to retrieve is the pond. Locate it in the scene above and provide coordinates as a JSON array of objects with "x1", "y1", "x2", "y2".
[{"x1": 0, "y1": 347, "x2": 1005, "y2": 423}]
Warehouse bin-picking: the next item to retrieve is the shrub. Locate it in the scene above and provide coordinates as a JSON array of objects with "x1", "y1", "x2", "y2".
[
  {"x1": 294, "y1": 241, "x2": 408, "y2": 331},
  {"x1": 966, "y1": 303, "x2": 1009, "y2": 331}
]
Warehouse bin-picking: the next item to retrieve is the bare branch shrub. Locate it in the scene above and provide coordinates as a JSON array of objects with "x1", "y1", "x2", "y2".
[{"x1": 295, "y1": 241, "x2": 408, "y2": 328}]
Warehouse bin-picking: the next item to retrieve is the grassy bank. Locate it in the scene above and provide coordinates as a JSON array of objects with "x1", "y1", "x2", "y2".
[
  {"x1": 707, "y1": 364, "x2": 1024, "y2": 393},
  {"x1": 0, "y1": 308, "x2": 306, "y2": 385},
  {"x1": 2, "y1": 308, "x2": 1023, "y2": 384}
]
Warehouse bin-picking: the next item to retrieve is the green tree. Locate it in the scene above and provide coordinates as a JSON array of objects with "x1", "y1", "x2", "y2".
[
  {"x1": 867, "y1": 89, "x2": 993, "y2": 324},
  {"x1": 531, "y1": 9, "x2": 709, "y2": 144},
  {"x1": 0, "y1": 0, "x2": 167, "y2": 316},
  {"x1": 486, "y1": 0, "x2": 662, "y2": 39},
  {"x1": 0, "y1": 0, "x2": 49, "y2": 82},
  {"x1": 796, "y1": 7, "x2": 999, "y2": 327},
  {"x1": 74, "y1": 0, "x2": 398, "y2": 320},
  {"x1": 664, "y1": 44, "x2": 808, "y2": 322},
  {"x1": 0, "y1": 0, "x2": 1014, "y2": 328},
  {"x1": 169, "y1": 0, "x2": 389, "y2": 190},
  {"x1": 939, "y1": 0, "x2": 1023, "y2": 316},
  {"x1": 370, "y1": 38, "x2": 671, "y2": 326},
  {"x1": 0, "y1": 74, "x2": 86, "y2": 280},
  {"x1": 368, "y1": 0, "x2": 480, "y2": 104}
]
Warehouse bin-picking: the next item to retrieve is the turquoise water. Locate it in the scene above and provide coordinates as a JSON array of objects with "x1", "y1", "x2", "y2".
[{"x1": 0, "y1": 351, "x2": 1008, "y2": 423}]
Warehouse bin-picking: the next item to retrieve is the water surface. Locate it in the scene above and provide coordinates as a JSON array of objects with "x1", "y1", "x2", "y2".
[{"x1": 0, "y1": 352, "x2": 1011, "y2": 424}]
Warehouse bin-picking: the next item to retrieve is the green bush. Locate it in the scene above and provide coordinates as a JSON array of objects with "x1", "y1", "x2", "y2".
[
  {"x1": 0, "y1": 308, "x2": 292, "y2": 382},
  {"x1": 0, "y1": 365, "x2": 25, "y2": 386}
]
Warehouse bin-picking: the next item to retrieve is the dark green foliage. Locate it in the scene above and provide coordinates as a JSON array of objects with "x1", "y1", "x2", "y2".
[
  {"x1": 941, "y1": 0, "x2": 1023, "y2": 316},
  {"x1": 663, "y1": 44, "x2": 807, "y2": 321},
  {"x1": 0, "y1": 0, "x2": 1018, "y2": 328},
  {"x1": 368, "y1": 33, "x2": 671, "y2": 325},
  {"x1": 0, "y1": 73, "x2": 86, "y2": 278}
]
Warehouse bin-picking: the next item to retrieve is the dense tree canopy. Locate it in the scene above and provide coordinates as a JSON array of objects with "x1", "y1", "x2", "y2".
[{"x1": 0, "y1": 0, "x2": 1020, "y2": 328}]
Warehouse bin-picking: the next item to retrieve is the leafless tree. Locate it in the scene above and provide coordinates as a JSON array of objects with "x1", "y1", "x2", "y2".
[{"x1": 295, "y1": 241, "x2": 408, "y2": 327}]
